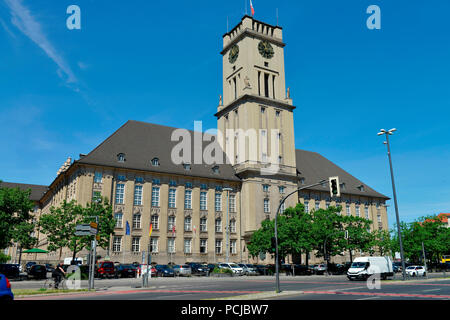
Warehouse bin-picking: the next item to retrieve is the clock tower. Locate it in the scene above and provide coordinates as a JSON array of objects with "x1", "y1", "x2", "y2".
[{"x1": 215, "y1": 16, "x2": 299, "y2": 243}]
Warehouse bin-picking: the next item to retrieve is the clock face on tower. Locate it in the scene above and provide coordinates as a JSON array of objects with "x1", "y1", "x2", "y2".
[
  {"x1": 228, "y1": 44, "x2": 239, "y2": 64},
  {"x1": 258, "y1": 40, "x2": 274, "y2": 59}
]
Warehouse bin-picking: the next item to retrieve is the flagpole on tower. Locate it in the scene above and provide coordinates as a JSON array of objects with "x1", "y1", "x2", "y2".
[{"x1": 276, "y1": 8, "x2": 279, "y2": 26}]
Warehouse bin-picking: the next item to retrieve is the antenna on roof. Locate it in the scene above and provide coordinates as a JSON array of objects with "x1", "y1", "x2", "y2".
[
  {"x1": 245, "y1": 0, "x2": 248, "y2": 15},
  {"x1": 227, "y1": 16, "x2": 229, "y2": 32}
]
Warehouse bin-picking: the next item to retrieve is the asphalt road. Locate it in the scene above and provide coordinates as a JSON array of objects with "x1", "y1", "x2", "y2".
[{"x1": 14, "y1": 272, "x2": 450, "y2": 301}]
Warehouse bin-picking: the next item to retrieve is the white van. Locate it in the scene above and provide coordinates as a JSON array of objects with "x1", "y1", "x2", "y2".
[
  {"x1": 64, "y1": 257, "x2": 83, "y2": 265},
  {"x1": 347, "y1": 256, "x2": 393, "y2": 281}
]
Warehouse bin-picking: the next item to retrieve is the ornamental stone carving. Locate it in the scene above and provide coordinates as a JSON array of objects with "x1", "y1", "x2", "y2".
[
  {"x1": 114, "y1": 204, "x2": 125, "y2": 213},
  {"x1": 151, "y1": 208, "x2": 161, "y2": 215}
]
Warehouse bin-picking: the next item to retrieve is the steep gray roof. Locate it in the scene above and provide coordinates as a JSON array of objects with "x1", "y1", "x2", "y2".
[
  {"x1": 0, "y1": 182, "x2": 48, "y2": 201},
  {"x1": 77, "y1": 120, "x2": 240, "y2": 182},
  {"x1": 74, "y1": 120, "x2": 387, "y2": 198},
  {"x1": 295, "y1": 149, "x2": 389, "y2": 200}
]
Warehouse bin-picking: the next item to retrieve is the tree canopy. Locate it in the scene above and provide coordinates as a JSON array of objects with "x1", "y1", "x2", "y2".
[{"x1": 0, "y1": 182, "x2": 36, "y2": 250}]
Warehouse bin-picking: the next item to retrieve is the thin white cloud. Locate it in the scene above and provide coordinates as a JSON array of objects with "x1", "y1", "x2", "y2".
[
  {"x1": 4, "y1": 0, "x2": 77, "y2": 84},
  {"x1": 0, "y1": 17, "x2": 16, "y2": 38}
]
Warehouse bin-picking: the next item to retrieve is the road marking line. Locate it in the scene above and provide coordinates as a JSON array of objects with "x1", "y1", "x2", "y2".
[
  {"x1": 328, "y1": 286, "x2": 365, "y2": 292},
  {"x1": 302, "y1": 290, "x2": 450, "y2": 299},
  {"x1": 422, "y1": 288, "x2": 441, "y2": 292},
  {"x1": 358, "y1": 296, "x2": 380, "y2": 300}
]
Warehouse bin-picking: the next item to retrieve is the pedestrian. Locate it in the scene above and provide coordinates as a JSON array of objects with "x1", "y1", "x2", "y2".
[{"x1": 52, "y1": 262, "x2": 66, "y2": 289}]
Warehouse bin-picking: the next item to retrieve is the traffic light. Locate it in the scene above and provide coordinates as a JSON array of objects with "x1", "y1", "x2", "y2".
[
  {"x1": 329, "y1": 176, "x2": 340, "y2": 197},
  {"x1": 271, "y1": 237, "x2": 277, "y2": 253}
]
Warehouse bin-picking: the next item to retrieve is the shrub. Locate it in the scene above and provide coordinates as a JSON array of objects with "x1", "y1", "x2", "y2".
[{"x1": 213, "y1": 267, "x2": 232, "y2": 274}]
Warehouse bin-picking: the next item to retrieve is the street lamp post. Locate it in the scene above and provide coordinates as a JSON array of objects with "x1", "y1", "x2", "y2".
[
  {"x1": 377, "y1": 128, "x2": 407, "y2": 281},
  {"x1": 223, "y1": 188, "x2": 233, "y2": 263},
  {"x1": 274, "y1": 179, "x2": 328, "y2": 293}
]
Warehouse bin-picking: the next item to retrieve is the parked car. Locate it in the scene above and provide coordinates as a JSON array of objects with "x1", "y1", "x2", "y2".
[
  {"x1": 327, "y1": 263, "x2": 347, "y2": 275},
  {"x1": 155, "y1": 265, "x2": 175, "y2": 277},
  {"x1": 314, "y1": 264, "x2": 327, "y2": 275},
  {"x1": 293, "y1": 264, "x2": 313, "y2": 275},
  {"x1": 11, "y1": 264, "x2": 23, "y2": 273},
  {"x1": 281, "y1": 264, "x2": 295, "y2": 275},
  {"x1": 173, "y1": 264, "x2": 192, "y2": 277},
  {"x1": 405, "y1": 266, "x2": 426, "y2": 277},
  {"x1": 0, "y1": 274, "x2": 13, "y2": 301},
  {"x1": 27, "y1": 264, "x2": 47, "y2": 280},
  {"x1": 0, "y1": 264, "x2": 20, "y2": 279},
  {"x1": 25, "y1": 261, "x2": 36, "y2": 273},
  {"x1": 238, "y1": 263, "x2": 258, "y2": 276},
  {"x1": 115, "y1": 264, "x2": 137, "y2": 278},
  {"x1": 255, "y1": 264, "x2": 270, "y2": 275},
  {"x1": 186, "y1": 263, "x2": 208, "y2": 276},
  {"x1": 218, "y1": 263, "x2": 244, "y2": 275},
  {"x1": 95, "y1": 261, "x2": 115, "y2": 278},
  {"x1": 44, "y1": 264, "x2": 55, "y2": 273}
]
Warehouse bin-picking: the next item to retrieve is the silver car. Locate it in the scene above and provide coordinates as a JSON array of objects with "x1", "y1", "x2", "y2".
[
  {"x1": 238, "y1": 263, "x2": 258, "y2": 276},
  {"x1": 172, "y1": 264, "x2": 192, "y2": 277}
]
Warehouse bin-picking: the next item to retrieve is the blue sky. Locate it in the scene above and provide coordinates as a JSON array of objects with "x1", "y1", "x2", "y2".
[{"x1": 0, "y1": 0, "x2": 449, "y2": 229}]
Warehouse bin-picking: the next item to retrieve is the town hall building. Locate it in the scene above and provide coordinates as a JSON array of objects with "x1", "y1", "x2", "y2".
[{"x1": 4, "y1": 16, "x2": 390, "y2": 266}]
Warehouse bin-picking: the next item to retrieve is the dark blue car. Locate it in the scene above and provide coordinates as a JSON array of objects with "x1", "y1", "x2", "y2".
[{"x1": 0, "y1": 274, "x2": 14, "y2": 301}]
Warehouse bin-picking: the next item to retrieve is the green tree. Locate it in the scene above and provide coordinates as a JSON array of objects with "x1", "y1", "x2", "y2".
[
  {"x1": 0, "y1": 182, "x2": 36, "y2": 251},
  {"x1": 39, "y1": 200, "x2": 84, "y2": 261},
  {"x1": 370, "y1": 229, "x2": 392, "y2": 256},
  {"x1": 391, "y1": 215, "x2": 450, "y2": 266},
  {"x1": 81, "y1": 197, "x2": 115, "y2": 252},
  {"x1": 40, "y1": 198, "x2": 116, "y2": 262},
  {"x1": 343, "y1": 215, "x2": 373, "y2": 262},
  {"x1": 310, "y1": 206, "x2": 347, "y2": 261},
  {"x1": 247, "y1": 203, "x2": 314, "y2": 264}
]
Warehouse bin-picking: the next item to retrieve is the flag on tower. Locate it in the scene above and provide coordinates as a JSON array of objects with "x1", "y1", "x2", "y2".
[{"x1": 250, "y1": 0, "x2": 255, "y2": 16}]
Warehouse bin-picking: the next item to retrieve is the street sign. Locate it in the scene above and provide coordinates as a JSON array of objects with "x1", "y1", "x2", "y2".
[
  {"x1": 75, "y1": 224, "x2": 97, "y2": 236},
  {"x1": 90, "y1": 222, "x2": 98, "y2": 229}
]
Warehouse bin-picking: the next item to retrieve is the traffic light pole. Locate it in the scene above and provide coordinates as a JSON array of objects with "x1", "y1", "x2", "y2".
[{"x1": 274, "y1": 179, "x2": 328, "y2": 293}]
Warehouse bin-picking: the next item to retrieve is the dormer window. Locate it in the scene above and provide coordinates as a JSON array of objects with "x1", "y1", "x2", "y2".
[
  {"x1": 183, "y1": 163, "x2": 191, "y2": 171},
  {"x1": 358, "y1": 185, "x2": 365, "y2": 192},
  {"x1": 212, "y1": 166, "x2": 220, "y2": 174},
  {"x1": 151, "y1": 158, "x2": 160, "y2": 166},
  {"x1": 117, "y1": 153, "x2": 126, "y2": 162}
]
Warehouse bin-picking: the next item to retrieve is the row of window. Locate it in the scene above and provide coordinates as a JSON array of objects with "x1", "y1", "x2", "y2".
[
  {"x1": 303, "y1": 201, "x2": 383, "y2": 222},
  {"x1": 115, "y1": 184, "x2": 236, "y2": 212},
  {"x1": 263, "y1": 185, "x2": 285, "y2": 193},
  {"x1": 114, "y1": 213, "x2": 237, "y2": 233},
  {"x1": 112, "y1": 236, "x2": 237, "y2": 255}
]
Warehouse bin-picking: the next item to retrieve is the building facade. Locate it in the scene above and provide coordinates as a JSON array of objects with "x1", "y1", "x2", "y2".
[{"x1": 6, "y1": 16, "x2": 390, "y2": 266}]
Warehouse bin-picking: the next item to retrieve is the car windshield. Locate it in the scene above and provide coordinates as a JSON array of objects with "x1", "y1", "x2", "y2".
[
  {"x1": 351, "y1": 262, "x2": 367, "y2": 268},
  {"x1": 406, "y1": 266, "x2": 415, "y2": 270},
  {"x1": 181, "y1": 265, "x2": 189, "y2": 268},
  {"x1": 122, "y1": 265, "x2": 133, "y2": 268},
  {"x1": 103, "y1": 262, "x2": 114, "y2": 268},
  {"x1": 229, "y1": 264, "x2": 239, "y2": 268}
]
